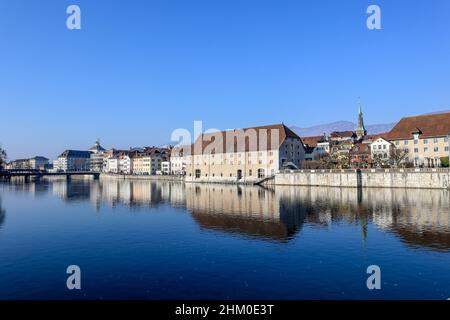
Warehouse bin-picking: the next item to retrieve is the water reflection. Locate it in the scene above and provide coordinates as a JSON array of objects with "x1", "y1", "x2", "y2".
[
  {"x1": 1, "y1": 178, "x2": 449, "y2": 250},
  {"x1": 0, "y1": 196, "x2": 5, "y2": 228}
]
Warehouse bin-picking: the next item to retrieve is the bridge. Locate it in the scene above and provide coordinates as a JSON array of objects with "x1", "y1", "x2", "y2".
[{"x1": 0, "y1": 170, "x2": 100, "y2": 182}]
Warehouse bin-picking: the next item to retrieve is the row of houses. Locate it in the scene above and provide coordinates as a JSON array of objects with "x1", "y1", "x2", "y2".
[
  {"x1": 52, "y1": 141, "x2": 176, "y2": 175},
  {"x1": 302, "y1": 110, "x2": 450, "y2": 168},
  {"x1": 6, "y1": 108, "x2": 450, "y2": 181}
]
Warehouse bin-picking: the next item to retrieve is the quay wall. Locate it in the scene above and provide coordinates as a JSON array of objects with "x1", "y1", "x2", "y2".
[
  {"x1": 273, "y1": 168, "x2": 450, "y2": 189},
  {"x1": 100, "y1": 173, "x2": 184, "y2": 182}
]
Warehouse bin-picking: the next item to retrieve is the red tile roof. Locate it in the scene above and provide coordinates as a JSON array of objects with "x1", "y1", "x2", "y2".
[
  {"x1": 301, "y1": 136, "x2": 324, "y2": 148},
  {"x1": 386, "y1": 112, "x2": 450, "y2": 140},
  {"x1": 191, "y1": 124, "x2": 301, "y2": 155}
]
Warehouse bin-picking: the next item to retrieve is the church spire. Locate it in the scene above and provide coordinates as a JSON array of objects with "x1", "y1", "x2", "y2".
[{"x1": 355, "y1": 97, "x2": 367, "y2": 139}]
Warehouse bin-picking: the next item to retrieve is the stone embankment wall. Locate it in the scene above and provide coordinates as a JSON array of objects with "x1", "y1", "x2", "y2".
[
  {"x1": 273, "y1": 168, "x2": 450, "y2": 189},
  {"x1": 100, "y1": 173, "x2": 184, "y2": 182}
]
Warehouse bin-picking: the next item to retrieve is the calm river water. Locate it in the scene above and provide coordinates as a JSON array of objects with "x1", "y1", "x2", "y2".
[{"x1": 0, "y1": 178, "x2": 449, "y2": 299}]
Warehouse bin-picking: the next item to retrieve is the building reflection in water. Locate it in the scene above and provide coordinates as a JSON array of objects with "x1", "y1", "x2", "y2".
[
  {"x1": 3, "y1": 177, "x2": 449, "y2": 250},
  {"x1": 0, "y1": 196, "x2": 5, "y2": 229}
]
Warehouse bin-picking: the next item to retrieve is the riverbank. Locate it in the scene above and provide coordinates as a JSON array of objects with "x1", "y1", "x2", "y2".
[
  {"x1": 100, "y1": 173, "x2": 184, "y2": 182},
  {"x1": 270, "y1": 168, "x2": 450, "y2": 189}
]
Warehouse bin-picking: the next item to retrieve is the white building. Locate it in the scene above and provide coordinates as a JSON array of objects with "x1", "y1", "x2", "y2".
[
  {"x1": 170, "y1": 147, "x2": 186, "y2": 175},
  {"x1": 56, "y1": 150, "x2": 91, "y2": 172},
  {"x1": 118, "y1": 153, "x2": 132, "y2": 174},
  {"x1": 161, "y1": 161, "x2": 171, "y2": 175},
  {"x1": 106, "y1": 156, "x2": 119, "y2": 173},
  {"x1": 371, "y1": 137, "x2": 393, "y2": 161}
]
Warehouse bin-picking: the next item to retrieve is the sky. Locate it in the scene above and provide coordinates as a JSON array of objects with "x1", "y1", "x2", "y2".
[{"x1": 0, "y1": 0, "x2": 450, "y2": 160}]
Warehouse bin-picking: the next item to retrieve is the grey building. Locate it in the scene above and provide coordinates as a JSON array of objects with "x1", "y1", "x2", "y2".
[
  {"x1": 55, "y1": 150, "x2": 91, "y2": 172},
  {"x1": 89, "y1": 140, "x2": 106, "y2": 172}
]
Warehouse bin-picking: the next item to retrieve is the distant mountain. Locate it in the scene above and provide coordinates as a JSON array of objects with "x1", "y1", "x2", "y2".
[{"x1": 291, "y1": 121, "x2": 396, "y2": 137}]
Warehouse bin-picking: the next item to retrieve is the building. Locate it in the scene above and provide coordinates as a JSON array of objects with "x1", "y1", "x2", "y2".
[
  {"x1": 88, "y1": 140, "x2": 106, "y2": 172},
  {"x1": 118, "y1": 152, "x2": 132, "y2": 174},
  {"x1": 5, "y1": 159, "x2": 30, "y2": 170},
  {"x1": 6, "y1": 156, "x2": 49, "y2": 170},
  {"x1": 350, "y1": 143, "x2": 371, "y2": 168},
  {"x1": 302, "y1": 135, "x2": 331, "y2": 161},
  {"x1": 330, "y1": 131, "x2": 356, "y2": 142},
  {"x1": 185, "y1": 124, "x2": 305, "y2": 183},
  {"x1": 386, "y1": 112, "x2": 450, "y2": 167},
  {"x1": 169, "y1": 147, "x2": 187, "y2": 175},
  {"x1": 105, "y1": 155, "x2": 119, "y2": 173},
  {"x1": 355, "y1": 100, "x2": 367, "y2": 140},
  {"x1": 161, "y1": 161, "x2": 171, "y2": 175},
  {"x1": 29, "y1": 156, "x2": 49, "y2": 170},
  {"x1": 131, "y1": 148, "x2": 166, "y2": 175},
  {"x1": 55, "y1": 150, "x2": 91, "y2": 172},
  {"x1": 371, "y1": 137, "x2": 394, "y2": 163}
]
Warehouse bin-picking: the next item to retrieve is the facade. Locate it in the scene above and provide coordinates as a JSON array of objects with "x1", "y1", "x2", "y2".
[
  {"x1": 56, "y1": 150, "x2": 91, "y2": 172},
  {"x1": 89, "y1": 140, "x2": 106, "y2": 172},
  {"x1": 350, "y1": 143, "x2": 371, "y2": 168},
  {"x1": 185, "y1": 124, "x2": 305, "y2": 183},
  {"x1": 29, "y1": 156, "x2": 49, "y2": 170},
  {"x1": 7, "y1": 156, "x2": 49, "y2": 170},
  {"x1": 161, "y1": 161, "x2": 171, "y2": 175},
  {"x1": 106, "y1": 156, "x2": 119, "y2": 173},
  {"x1": 118, "y1": 153, "x2": 132, "y2": 174},
  {"x1": 386, "y1": 112, "x2": 450, "y2": 167},
  {"x1": 131, "y1": 148, "x2": 166, "y2": 175},
  {"x1": 169, "y1": 147, "x2": 186, "y2": 175},
  {"x1": 302, "y1": 135, "x2": 331, "y2": 161},
  {"x1": 6, "y1": 159, "x2": 30, "y2": 170},
  {"x1": 371, "y1": 137, "x2": 394, "y2": 162}
]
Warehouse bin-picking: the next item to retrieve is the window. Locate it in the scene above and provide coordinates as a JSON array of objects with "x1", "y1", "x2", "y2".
[
  {"x1": 404, "y1": 140, "x2": 409, "y2": 145},
  {"x1": 434, "y1": 147, "x2": 439, "y2": 152},
  {"x1": 414, "y1": 148, "x2": 418, "y2": 153},
  {"x1": 395, "y1": 141, "x2": 399, "y2": 145},
  {"x1": 445, "y1": 137, "x2": 449, "y2": 143},
  {"x1": 249, "y1": 169, "x2": 252, "y2": 176},
  {"x1": 433, "y1": 138, "x2": 438, "y2": 143},
  {"x1": 424, "y1": 139, "x2": 428, "y2": 144},
  {"x1": 445, "y1": 146, "x2": 449, "y2": 152},
  {"x1": 383, "y1": 145, "x2": 386, "y2": 149},
  {"x1": 424, "y1": 147, "x2": 428, "y2": 152},
  {"x1": 414, "y1": 140, "x2": 418, "y2": 145}
]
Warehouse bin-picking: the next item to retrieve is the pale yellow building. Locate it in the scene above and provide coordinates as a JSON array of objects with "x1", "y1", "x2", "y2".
[
  {"x1": 185, "y1": 124, "x2": 305, "y2": 183},
  {"x1": 386, "y1": 112, "x2": 450, "y2": 167}
]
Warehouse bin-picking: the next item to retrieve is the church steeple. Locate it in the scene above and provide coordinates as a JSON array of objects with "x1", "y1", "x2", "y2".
[{"x1": 355, "y1": 97, "x2": 367, "y2": 139}]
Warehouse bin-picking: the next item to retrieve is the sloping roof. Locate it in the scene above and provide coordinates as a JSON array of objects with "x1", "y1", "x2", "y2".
[
  {"x1": 330, "y1": 131, "x2": 355, "y2": 138},
  {"x1": 387, "y1": 112, "x2": 450, "y2": 140},
  {"x1": 58, "y1": 150, "x2": 91, "y2": 158},
  {"x1": 191, "y1": 124, "x2": 302, "y2": 155},
  {"x1": 301, "y1": 136, "x2": 324, "y2": 148},
  {"x1": 88, "y1": 142, "x2": 106, "y2": 152}
]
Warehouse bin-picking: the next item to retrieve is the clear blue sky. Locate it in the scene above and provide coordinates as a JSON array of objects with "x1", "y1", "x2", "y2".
[{"x1": 1, "y1": 0, "x2": 449, "y2": 160}]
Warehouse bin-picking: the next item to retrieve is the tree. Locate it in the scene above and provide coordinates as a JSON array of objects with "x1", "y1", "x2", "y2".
[
  {"x1": 0, "y1": 147, "x2": 7, "y2": 169},
  {"x1": 389, "y1": 148, "x2": 409, "y2": 168},
  {"x1": 372, "y1": 153, "x2": 389, "y2": 168},
  {"x1": 332, "y1": 153, "x2": 351, "y2": 169},
  {"x1": 441, "y1": 156, "x2": 449, "y2": 168}
]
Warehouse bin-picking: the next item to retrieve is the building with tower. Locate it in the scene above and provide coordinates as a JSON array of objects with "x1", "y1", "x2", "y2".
[{"x1": 355, "y1": 98, "x2": 367, "y2": 140}]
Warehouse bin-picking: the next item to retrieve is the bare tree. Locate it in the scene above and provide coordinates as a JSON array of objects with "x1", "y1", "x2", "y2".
[
  {"x1": 372, "y1": 153, "x2": 389, "y2": 168},
  {"x1": 334, "y1": 153, "x2": 352, "y2": 169},
  {"x1": 389, "y1": 148, "x2": 409, "y2": 168}
]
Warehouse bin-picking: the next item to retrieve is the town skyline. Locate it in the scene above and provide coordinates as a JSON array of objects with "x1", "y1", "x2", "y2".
[
  {"x1": 2, "y1": 106, "x2": 450, "y2": 161},
  {"x1": 2, "y1": 1, "x2": 450, "y2": 159}
]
